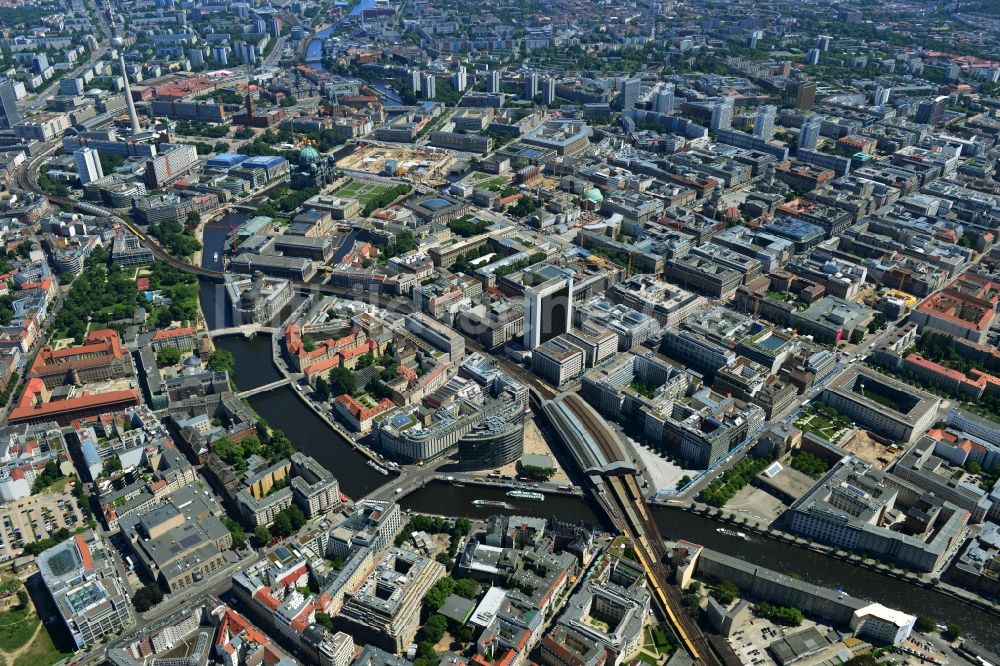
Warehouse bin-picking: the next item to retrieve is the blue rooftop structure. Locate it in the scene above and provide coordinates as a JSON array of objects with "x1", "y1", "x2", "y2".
[
  {"x1": 421, "y1": 197, "x2": 452, "y2": 212},
  {"x1": 206, "y1": 153, "x2": 249, "y2": 169},
  {"x1": 761, "y1": 216, "x2": 825, "y2": 250},
  {"x1": 242, "y1": 155, "x2": 287, "y2": 169}
]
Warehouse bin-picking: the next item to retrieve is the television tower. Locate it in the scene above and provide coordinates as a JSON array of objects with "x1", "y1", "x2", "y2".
[{"x1": 111, "y1": 36, "x2": 142, "y2": 136}]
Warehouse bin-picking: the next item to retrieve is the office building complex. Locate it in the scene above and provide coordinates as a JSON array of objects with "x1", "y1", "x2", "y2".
[
  {"x1": 619, "y1": 77, "x2": 641, "y2": 111},
  {"x1": 654, "y1": 83, "x2": 674, "y2": 113},
  {"x1": 337, "y1": 548, "x2": 445, "y2": 652},
  {"x1": 820, "y1": 367, "x2": 939, "y2": 443},
  {"x1": 787, "y1": 457, "x2": 967, "y2": 572},
  {"x1": 38, "y1": 531, "x2": 134, "y2": 649}
]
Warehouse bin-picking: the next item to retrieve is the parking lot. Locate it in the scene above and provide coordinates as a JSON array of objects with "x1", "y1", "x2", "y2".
[
  {"x1": 0, "y1": 488, "x2": 85, "y2": 559},
  {"x1": 726, "y1": 612, "x2": 844, "y2": 666},
  {"x1": 728, "y1": 619, "x2": 780, "y2": 666}
]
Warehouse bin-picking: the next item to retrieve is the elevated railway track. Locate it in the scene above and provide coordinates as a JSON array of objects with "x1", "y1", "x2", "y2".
[{"x1": 540, "y1": 392, "x2": 723, "y2": 666}]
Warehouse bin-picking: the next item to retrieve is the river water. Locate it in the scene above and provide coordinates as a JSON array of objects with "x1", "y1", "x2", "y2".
[
  {"x1": 198, "y1": 210, "x2": 1000, "y2": 649},
  {"x1": 305, "y1": 0, "x2": 377, "y2": 68}
]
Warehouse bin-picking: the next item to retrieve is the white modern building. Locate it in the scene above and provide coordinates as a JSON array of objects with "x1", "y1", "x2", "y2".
[{"x1": 74, "y1": 147, "x2": 105, "y2": 185}]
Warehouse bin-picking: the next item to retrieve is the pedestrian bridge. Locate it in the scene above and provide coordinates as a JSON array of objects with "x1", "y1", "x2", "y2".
[{"x1": 237, "y1": 378, "x2": 292, "y2": 398}]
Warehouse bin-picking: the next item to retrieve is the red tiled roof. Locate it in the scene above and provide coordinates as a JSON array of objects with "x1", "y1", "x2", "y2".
[
  {"x1": 9, "y1": 378, "x2": 138, "y2": 424},
  {"x1": 152, "y1": 327, "x2": 196, "y2": 340},
  {"x1": 76, "y1": 533, "x2": 93, "y2": 570}
]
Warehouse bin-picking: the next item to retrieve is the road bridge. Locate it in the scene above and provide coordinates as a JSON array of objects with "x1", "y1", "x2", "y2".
[{"x1": 209, "y1": 324, "x2": 278, "y2": 339}]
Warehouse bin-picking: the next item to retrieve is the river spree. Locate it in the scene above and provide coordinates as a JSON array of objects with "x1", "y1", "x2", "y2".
[
  {"x1": 304, "y1": 0, "x2": 377, "y2": 68},
  {"x1": 198, "y1": 217, "x2": 1000, "y2": 649}
]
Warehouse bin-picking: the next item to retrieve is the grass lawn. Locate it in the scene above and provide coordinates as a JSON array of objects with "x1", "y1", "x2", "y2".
[
  {"x1": 644, "y1": 626, "x2": 673, "y2": 652},
  {"x1": 12, "y1": 623, "x2": 72, "y2": 666},
  {"x1": 468, "y1": 173, "x2": 510, "y2": 191},
  {"x1": 794, "y1": 407, "x2": 852, "y2": 442},
  {"x1": 333, "y1": 181, "x2": 394, "y2": 205},
  {"x1": 0, "y1": 608, "x2": 38, "y2": 652},
  {"x1": 38, "y1": 477, "x2": 70, "y2": 495},
  {"x1": 636, "y1": 653, "x2": 659, "y2": 665}
]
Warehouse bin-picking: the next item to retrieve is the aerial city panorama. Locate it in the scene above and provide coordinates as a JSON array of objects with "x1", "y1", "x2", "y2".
[{"x1": 5, "y1": 0, "x2": 1000, "y2": 664}]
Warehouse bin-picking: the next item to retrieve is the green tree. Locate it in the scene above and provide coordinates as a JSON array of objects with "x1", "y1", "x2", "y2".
[
  {"x1": 254, "y1": 525, "x2": 271, "y2": 546},
  {"x1": 133, "y1": 585, "x2": 164, "y2": 611},
  {"x1": 711, "y1": 579, "x2": 739, "y2": 605},
  {"x1": 453, "y1": 578, "x2": 479, "y2": 599},
  {"x1": 221, "y1": 517, "x2": 247, "y2": 548},
  {"x1": 213, "y1": 438, "x2": 245, "y2": 466},
  {"x1": 945, "y1": 624, "x2": 963, "y2": 641},
  {"x1": 208, "y1": 350, "x2": 235, "y2": 374},
  {"x1": 421, "y1": 614, "x2": 448, "y2": 643},
  {"x1": 102, "y1": 456, "x2": 123, "y2": 476},
  {"x1": 272, "y1": 512, "x2": 294, "y2": 537},
  {"x1": 314, "y1": 376, "x2": 331, "y2": 401},
  {"x1": 31, "y1": 460, "x2": 63, "y2": 493},
  {"x1": 156, "y1": 347, "x2": 182, "y2": 367},
  {"x1": 521, "y1": 465, "x2": 554, "y2": 480},
  {"x1": 915, "y1": 616, "x2": 936, "y2": 633},
  {"x1": 329, "y1": 365, "x2": 356, "y2": 397}
]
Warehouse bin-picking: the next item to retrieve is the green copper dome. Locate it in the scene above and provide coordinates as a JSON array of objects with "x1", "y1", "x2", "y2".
[
  {"x1": 299, "y1": 146, "x2": 320, "y2": 165},
  {"x1": 584, "y1": 187, "x2": 603, "y2": 202}
]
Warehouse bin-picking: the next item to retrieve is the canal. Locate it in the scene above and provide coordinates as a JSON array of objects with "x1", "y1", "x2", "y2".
[{"x1": 199, "y1": 217, "x2": 1000, "y2": 649}]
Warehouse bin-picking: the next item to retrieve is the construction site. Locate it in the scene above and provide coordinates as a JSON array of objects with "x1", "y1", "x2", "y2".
[{"x1": 335, "y1": 142, "x2": 457, "y2": 186}]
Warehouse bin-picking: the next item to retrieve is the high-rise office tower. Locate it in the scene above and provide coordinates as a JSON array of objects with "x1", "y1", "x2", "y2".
[
  {"x1": 524, "y1": 73, "x2": 538, "y2": 100},
  {"x1": 753, "y1": 105, "x2": 777, "y2": 140},
  {"x1": 916, "y1": 96, "x2": 948, "y2": 125},
  {"x1": 0, "y1": 78, "x2": 22, "y2": 129},
  {"x1": 487, "y1": 70, "x2": 500, "y2": 94},
  {"x1": 788, "y1": 80, "x2": 817, "y2": 111},
  {"x1": 874, "y1": 87, "x2": 891, "y2": 107},
  {"x1": 709, "y1": 97, "x2": 734, "y2": 131},
  {"x1": 654, "y1": 83, "x2": 674, "y2": 113},
  {"x1": 798, "y1": 115, "x2": 821, "y2": 152},
  {"x1": 409, "y1": 69, "x2": 421, "y2": 94},
  {"x1": 523, "y1": 268, "x2": 574, "y2": 350},
  {"x1": 542, "y1": 78, "x2": 556, "y2": 106},
  {"x1": 422, "y1": 74, "x2": 436, "y2": 100},
  {"x1": 816, "y1": 35, "x2": 831, "y2": 51},
  {"x1": 619, "y1": 77, "x2": 641, "y2": 110},
  {"x1": 111, "y1": 37, "x2": 142, "y2": 136},
  {"x1": 806, "y1": 48, "x2": 821, "y2": 66},
  {"x1": 74, "y1": 148, "x2": 104, "y2": 185}
]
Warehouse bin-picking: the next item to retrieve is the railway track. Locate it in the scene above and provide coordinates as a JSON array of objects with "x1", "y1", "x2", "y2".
[{"x1": 600, "y1": 472, "x2": 722, "y2": 666}]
